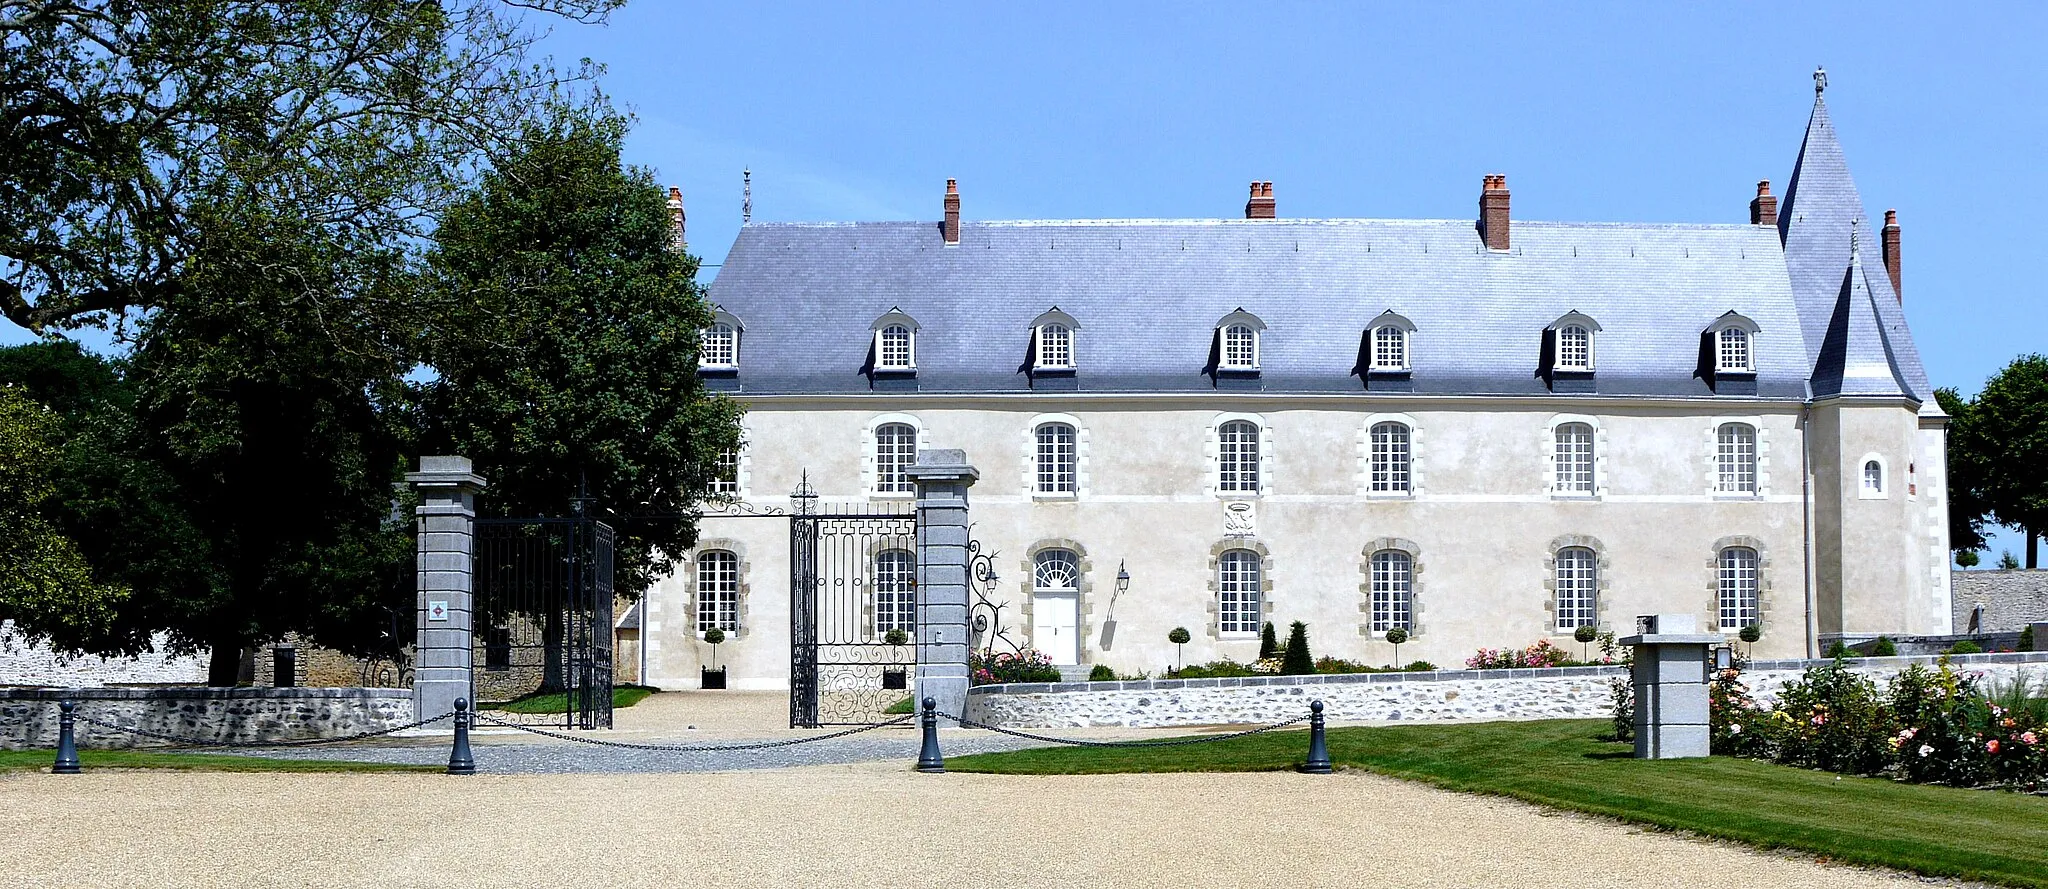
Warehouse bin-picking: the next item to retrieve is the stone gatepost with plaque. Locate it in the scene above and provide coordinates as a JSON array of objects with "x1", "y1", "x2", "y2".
[
  {"x1": 906, "y1": 449, "x2": 977, "y2": 725},
  {"x1": 1621, "y1": 613, "x2": 1720, "y2": 759},
  {"x1": 407, "y1": 456, "x2": 488, "y2": 724}
]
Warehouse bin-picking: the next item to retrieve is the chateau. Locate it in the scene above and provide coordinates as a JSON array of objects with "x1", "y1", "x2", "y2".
[{"x1": 642, "y1": 75, "x2": 1949, "y2": 689}]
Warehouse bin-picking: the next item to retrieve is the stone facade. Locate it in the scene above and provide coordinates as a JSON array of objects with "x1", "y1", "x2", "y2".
[
  {"x1": 247, "y1": 634, "x2": 408, "y2": 688},
  {"x1": 1951, "y1": 569, "x2": 2048, "y2": 633},
  {"x1": 0, "y1": 623, "x2": 206, "y2": 688},
  {"x1": 964, "y1": 652, "x2": 2048, "y2": 728},
  {"x1": 0, "y1": 687, "x2": 414, "y2": 749}
]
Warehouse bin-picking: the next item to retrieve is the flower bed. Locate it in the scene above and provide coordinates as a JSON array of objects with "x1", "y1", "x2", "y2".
[{"x1": 970, "y1": 649, "x2": 1061, "y2": 686}]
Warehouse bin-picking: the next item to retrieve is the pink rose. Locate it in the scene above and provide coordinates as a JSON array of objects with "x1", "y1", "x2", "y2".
[{"x1": 1987, "y1": 740, "x2": 2001, "y2": 754}]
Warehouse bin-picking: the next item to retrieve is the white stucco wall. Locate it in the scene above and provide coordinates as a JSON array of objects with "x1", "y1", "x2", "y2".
[{"x1": 0, "y1": 623, "x2": 207, "y2": 688}]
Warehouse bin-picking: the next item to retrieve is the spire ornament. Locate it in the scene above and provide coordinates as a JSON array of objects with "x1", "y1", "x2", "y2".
[
  {"x1": 742, "y1": 168, "x2": 752, "y2": 224},
  {"x1": 1814, "y1": 66, "x2": 1827, "y2": 96}
]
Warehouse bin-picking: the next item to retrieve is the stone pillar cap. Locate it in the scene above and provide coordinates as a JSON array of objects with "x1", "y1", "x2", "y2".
[
  {"x1": 1621, "y1": 633, "x2": 1725, "y2": 646},
  {"x1": 405, "y1": 455, "x2": 488, "y2": 490},
  {"x1": 905, "y1": 449, "x2": 978, "y2": 483}
]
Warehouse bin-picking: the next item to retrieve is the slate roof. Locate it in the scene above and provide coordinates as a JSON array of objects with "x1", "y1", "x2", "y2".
[
  {"x1": 1778, "y1": 89, "x2": 1927, "y2": 403},
  {"x1": 707, "y1": 218, "x2": 1808, "y2": 398}
]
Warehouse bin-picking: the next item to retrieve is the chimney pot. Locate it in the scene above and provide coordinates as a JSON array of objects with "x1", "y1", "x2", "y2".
[
  {"x1": 1245, "y1": 179, "x2": 1276, "y2": 219},
  {"x1": 942, "y1": 178, "x2": 961, "y2": 245},
  {"x1": 665, "y1": 185, "x2": 686, "y2": 251},
  {"x1": 1881, "y1": 208, "x2": 1902, "y2": 302},
  {"x1": 1750, "y1": 179, "x2": 1778, "y2": 227},
  {"x1": 1479, "y1": 174, "x2": 1511, "y2": 250}
]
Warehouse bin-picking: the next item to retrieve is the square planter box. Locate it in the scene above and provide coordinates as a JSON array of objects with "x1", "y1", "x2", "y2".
[
  {"x1": 701, "y1": 667, "x2": 728, "y2": 690},
  {"x1": 882, "y1": 669, "x2": 908, "y2": 691}
]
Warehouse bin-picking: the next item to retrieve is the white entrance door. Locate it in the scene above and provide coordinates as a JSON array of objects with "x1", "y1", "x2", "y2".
[{"x1": 1032, "y1": 593, "x2": 1079, "y2": 666}]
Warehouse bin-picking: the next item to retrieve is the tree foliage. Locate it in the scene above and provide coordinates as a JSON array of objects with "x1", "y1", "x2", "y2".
[
  {"x1": 1942, "y1": 356, "x2": 2048, "y2": 567},
  {"x1": 416, "y1": 108, "x2": 741, "y2": 596},
  {"x1": 0, "y1": 380, "x2": 127, "y2": 650}
]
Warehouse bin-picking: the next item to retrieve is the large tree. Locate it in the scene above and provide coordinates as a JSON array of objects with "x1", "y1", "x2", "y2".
[
  {"x1": 416, "y1": 107, "x2": 742, "y2": 599},
  {"x1": 0, "y1": 381, "x2": 127, "y2": 651},
  {"x1": 1944, "y1": 355, "x2": 2048, "y2": 568}
]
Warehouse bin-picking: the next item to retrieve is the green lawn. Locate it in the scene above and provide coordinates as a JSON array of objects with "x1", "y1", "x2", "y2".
[
  {"x1": 0, "y1": 749, "x2": 436, "y2": 773},
  {"x1": 948, "y1": 719, "x2": 2048, "y2": 888},
  {"x1": 487, "y1": 683, "x2": 657, "y2": 714}
]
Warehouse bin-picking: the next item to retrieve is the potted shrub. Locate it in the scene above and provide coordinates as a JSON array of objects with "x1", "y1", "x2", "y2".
[
  {"x1": 701, "y1": 627, "x2": 728, "y2": 689},
  {"x1": 1168, "y1": 626, "x2": 1191, "y2": 674},
  {"x1": 1738, "y1": 623, "x2": 1762, "y2": 659},
  {"x1": 1386, "y1": 627, "x2": 1410, "y2": 665},
  {"x1": 1573, "y1": 624, "x2": 1598, "y2": 662},
  {"x1": 882, "y1": 628, "x2": 910, "y2": 690}
]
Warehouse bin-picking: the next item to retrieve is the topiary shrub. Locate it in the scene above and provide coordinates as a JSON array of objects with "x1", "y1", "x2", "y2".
[
  {"x1": 1167, "y1": 626, "x2": 1191, "y2": 672},
  {"x1": 1281, "y1": 621, "x2": 1315, "y2": 675},
  {"x1": 1573, "y1": 624, "x2": 1598, "y2": 661},
  {"x1": 1088, "y1": 664, "x2": 1116, "y2": 682},
  {"x1": 1870, "y1": 636, "x2": 1898, "y2": 657},
  {"x1": 1825, "y1": 639, "x2": 1854, "y2": 659},
  {"x1": 1258, "y1": 621, "x2": 1280, "y2": 660},
  {"x1": 2019, "y1": 624, "x2": 2036, "y2": 652},
  {"x1": 703, "y1": 627, "x2": 726, "y2": 670},
  {"x1": 1946, "y1": 640, "x2": 1984, "y2": 655},
  {"x1": 883, "y1": 628, "x2": 910, "y2": 647},
  {"x1": 1385, "y1": 626, "x2": 1409, "y2": 664},
  {"x1": 1402, "y1": 660, "x2": 1437, "y2": 672}
]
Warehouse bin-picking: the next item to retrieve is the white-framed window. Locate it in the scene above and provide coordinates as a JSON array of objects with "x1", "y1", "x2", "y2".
[
  {"x1": 877, "y1": 324, "x2": 915, "y2": 370},
  {"x1": 1034, "y1": 549, "x2": 1080, "y2": 592},
  {"x1": 695, "y1": 550, "x2": 740, "y2": 633},
  {"x1": 1860, "y1": 456, "x2": 1887, "y2": 499},
  {"x1": 1717, "y1": 546, "x2": 1759, "y2": 631},
  {"x1": 874, "y1": 422, "x2": 918, "y2": 495},
  {"x1": 1556, "y1": 325, "x2": 1593, "y2": 371},
  {"x1": 1553, "y1": 423, "x2": 1595, "y2": 496},
  {"x1": 1218, "y1": 549, "x2": 1262, "y2": 634},
  {"x1": 1555, "y1": 546, "x2": 1598, "y2": 630},
  {"x1": 1369, "y1": 550, "x2": 1413, "y2": 632},
  {"x1": 1716, "y1": 326, "x2": 1752, "y2": 373},
  {"x1": 1035, "y1": 422, "x2": 1077, "y2": 494},
  {"x1": 1369, "y1": 421, "x2": 1411, "y2": 494},
  {"x1": 1715, "y1": 423, "x2": 1758, "y2": 494},
  {"x1": 707, "y1": 447, "x2": 741, "y2": 497},
  {"x1": 1371, "y1": 325, "x2": 1408, "y2": 371},
  {"x1": 1218, "y1": 419, "x2": 1261, "y2": 494},
  {"x1": 1221, "y1": 324, "x2": 1259, "y2": 370},
  {"x1": 1036, "y1": 323, "x2": 1073, "y2": 370},
  {"x1": 874, "y1": 549, "x2": 916, "y2": 635},
  {"x1": 700, "y1": 322, "x2": 738, "y2": 368}
]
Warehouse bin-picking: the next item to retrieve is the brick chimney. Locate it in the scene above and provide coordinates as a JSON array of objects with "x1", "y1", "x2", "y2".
[
  {"x1": 942, "y1": 178, "x2": 961, "y2": 245},
  {"x1": 1244, "y1": 181, "x2": 1275, "y2": 219},
  {"x1": 1749, "y1": 180, "x2": 1777, "y2": 227},
  {"x1": 666, "y1": 186, "x2": 686, "y2": 251},
  {"x1": 1479, "y1": 174, "x2": 1510, "y2": 251},
  {"x1": 1881, "y1": 209, "x2": 1902, "y2": 301}
]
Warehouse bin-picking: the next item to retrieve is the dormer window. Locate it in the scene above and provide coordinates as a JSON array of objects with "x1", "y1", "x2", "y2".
[
  {"x1": 1544, "y1": 311, "x2": 1602, "y2": 384},
  {"x1": 870, "y1": 308, "x2": 920, "y2": 373},
  {"x1": 1702, "y1": 311, "x2": 1762, "y2": 394},
  {"x1": 699, "y1": 308, "x2": 743, "y2": 370},
  {"x1": 1716, "y1": 327, "x2": 1751, "y2": 373},
  {"x1": 1556, "y1": 325, "x2": 1592, "y2": 371},
  {"x1": 1030, "y1": 307, "x2": 1079, "y2": 372},
  {"x1": 1365, "y1": 310, "x2": 1417, "y2": 373},
  {"x1": 1214, "y1": 309, "x2": 1266, "y2": 373}
]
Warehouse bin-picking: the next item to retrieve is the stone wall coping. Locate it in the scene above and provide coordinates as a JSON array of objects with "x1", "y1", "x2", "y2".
[
  {"x1": 0, "y1": 687, "x2": 411, "y2": 701},
  {"x1": 966, "y1": 651, "x2": 2048, "y2": 698}
]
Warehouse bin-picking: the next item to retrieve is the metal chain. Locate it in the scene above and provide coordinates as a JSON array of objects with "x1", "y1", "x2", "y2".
[
  {"x1": 946, "y1": 713, "x2": 1311, "y2": 748},
  {"x1": 70, "y1": 711, "x2": 455, "y2": 749},
  {"x1": 470, "y1": 711, "x2": 916, "y2": 751}
]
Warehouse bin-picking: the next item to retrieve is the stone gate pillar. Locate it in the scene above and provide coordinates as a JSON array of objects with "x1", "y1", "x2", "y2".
[
  {"x1": 906, "y1": 449, "x2": 977, "y2": 725},
  {"x1": 1621, "y1": 613, "x2": 1720, "y2": 759},
  {"x1": 407, "y1": 456, "x2": 488, "y2": 723}
]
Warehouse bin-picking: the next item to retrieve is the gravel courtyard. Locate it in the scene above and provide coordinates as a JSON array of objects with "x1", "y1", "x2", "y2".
[{"x1": 0, "y1": 762, "x2": 1938, "y2": 889}]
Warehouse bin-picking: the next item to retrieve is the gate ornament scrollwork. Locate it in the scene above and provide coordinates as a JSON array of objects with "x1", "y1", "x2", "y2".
[{"x1": 967, "y1": 538, "x2": 1022, "y2": 655}]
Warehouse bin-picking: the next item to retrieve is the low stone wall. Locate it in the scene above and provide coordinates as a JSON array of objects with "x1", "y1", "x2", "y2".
[
  {"x1": 965, "y1": 652, "x2": 2048, "y2": 728},
  {"x1": 1953, "y1": 569, "x2": 2048, "y2": 633},
  {"x1": 0, "y1": 623, "x2": 207, "y2": 687},
  {"x1": 0, "y1": 687, "x2": 414, "y2": 750}
]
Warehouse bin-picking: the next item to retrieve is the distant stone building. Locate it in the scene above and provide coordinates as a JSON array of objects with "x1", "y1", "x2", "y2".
[
  {"x1": 1953, "y1": 570, "x2": 2048, "y2": 634},
  {"x1": 648, "y1": 72, "x2": 1948, "y2": 689}
]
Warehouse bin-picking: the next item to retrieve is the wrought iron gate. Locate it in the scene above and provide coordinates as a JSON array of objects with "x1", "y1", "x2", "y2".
[
  {"x1": 473, "y1": 516, "x2": 616, "y2": 729},
  {"x1": 789, "y1": 507, "x2": 919, "y2": 727}
]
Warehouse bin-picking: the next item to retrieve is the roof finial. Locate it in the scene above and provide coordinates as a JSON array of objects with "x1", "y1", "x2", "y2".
[
  {"x1": 1849, "y1": 217, "x2": 1860, "y2": 260},
  {"x1": 742, "y1": 168, "x2": 752, "y2": 224},
  {"x1": 1813, "y1": 66, "x2": 1827, "y2": 96}
]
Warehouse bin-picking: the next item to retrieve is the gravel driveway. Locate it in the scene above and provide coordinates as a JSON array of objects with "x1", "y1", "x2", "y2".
[{"x1": 0, "y1": 763, "x2": 1938, "y2": 889}]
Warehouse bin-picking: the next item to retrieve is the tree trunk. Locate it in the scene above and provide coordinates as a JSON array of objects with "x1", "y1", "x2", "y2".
[
  {"x1": 2029, "y1": 528, "x2": 2039, "y2": 570},
  {"x1": 206, "y1": 641, "x2": 244, "y2": 687},
  {"x1": 539, "y1": 607, "x2": 566, "y2": 693}
]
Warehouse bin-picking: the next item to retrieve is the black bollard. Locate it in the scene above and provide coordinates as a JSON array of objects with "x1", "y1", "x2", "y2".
[
  {"x1": 52, "y1": 700, "x2": 81, "y2": 775},
  {"x1": 915, "y1": 696, "x2": 945, "y2": 774},
  {"x1": 1298, "y1": 700, "x2": 1333, "y2": 774},
  {"x1": 446, "y1": 698, "x2": 476, "y2": 775}
]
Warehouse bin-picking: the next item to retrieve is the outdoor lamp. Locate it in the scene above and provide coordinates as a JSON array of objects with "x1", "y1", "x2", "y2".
[
  {"x1": 1715, "y1": 645, "x2": 1733, "y2": 671},
  {"x1": 1116, "y1": 561, "x2": 1131, "y2": 597}
]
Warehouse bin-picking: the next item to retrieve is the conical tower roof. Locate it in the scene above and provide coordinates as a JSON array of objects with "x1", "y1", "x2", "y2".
[{"x1": 1811, "y1": 224, "x2": 1912, "y2": 398}]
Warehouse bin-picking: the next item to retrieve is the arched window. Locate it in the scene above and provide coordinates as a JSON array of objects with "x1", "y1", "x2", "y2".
[
  {"x1": 1221, "y1": 324, "x2": 1259, "y2": 369},
  {"x1": 1218, "y1": 549, "x2": 1262, "y2": 633},
  {"x1": 1218, "y1": 420, "x2": 1260, "y2": 494},
  {"x1": 700, "y1": 322, "x2": 738, "y2": 368},
  {"x1": 1369, "y1": 550, "x2": 1413, "y2": 632},
  {"x1": 1556, "y1": 325, "x2": 1593, "y2": 371},
  {"x1": 1034, "y1": 549, "x2": 1080, "y2": 592},
  {"x1": 1035, "y1": 423, "x2": 1077, "y2": 494},
  {"x1": 877, "y1": 324, "x2": 915, "y2": 370},
  {"x1": 1036, "y1": 323, "x2": 1073, "y2": 369},
  {"x1": 1369, "y1": 422, "x2": 1411, "y2": 493},
  {"x1": 1717, "y1": 547, "x2": 1759, "y2": 631},
  {"x1": 1371, "y1": 325, "x2": 1408, "y2": 371},
  {"x1": 874, "y1": 422, "x2": 918, "y2": 494},
  {"x1": 874, "y1": 549, "x2": 916, "y2": 635},
  {"x1": 1715, "y1": 423, "x2": 1758, "y2": 494},
  {"x1": 1553, "y1": 423, "x2": 1595, "y2": 496},
  {"x1": 1716, "y1": 326, "x2": 1752, "y2": 373},
  {"x1": 1554, "y1": 546, "x2": 1597, "y2": 630},
  {"x1": 695, "y1": 550, "x2": 740, "y2": 633},
  {"x1": 1862, "y1": 459, "x2": 1884, "y2": 496}
]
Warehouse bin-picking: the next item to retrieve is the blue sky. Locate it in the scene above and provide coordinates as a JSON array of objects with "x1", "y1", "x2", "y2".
[{"x1": 8, "y1": 2, "x2": 2042, "y2": 557}]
